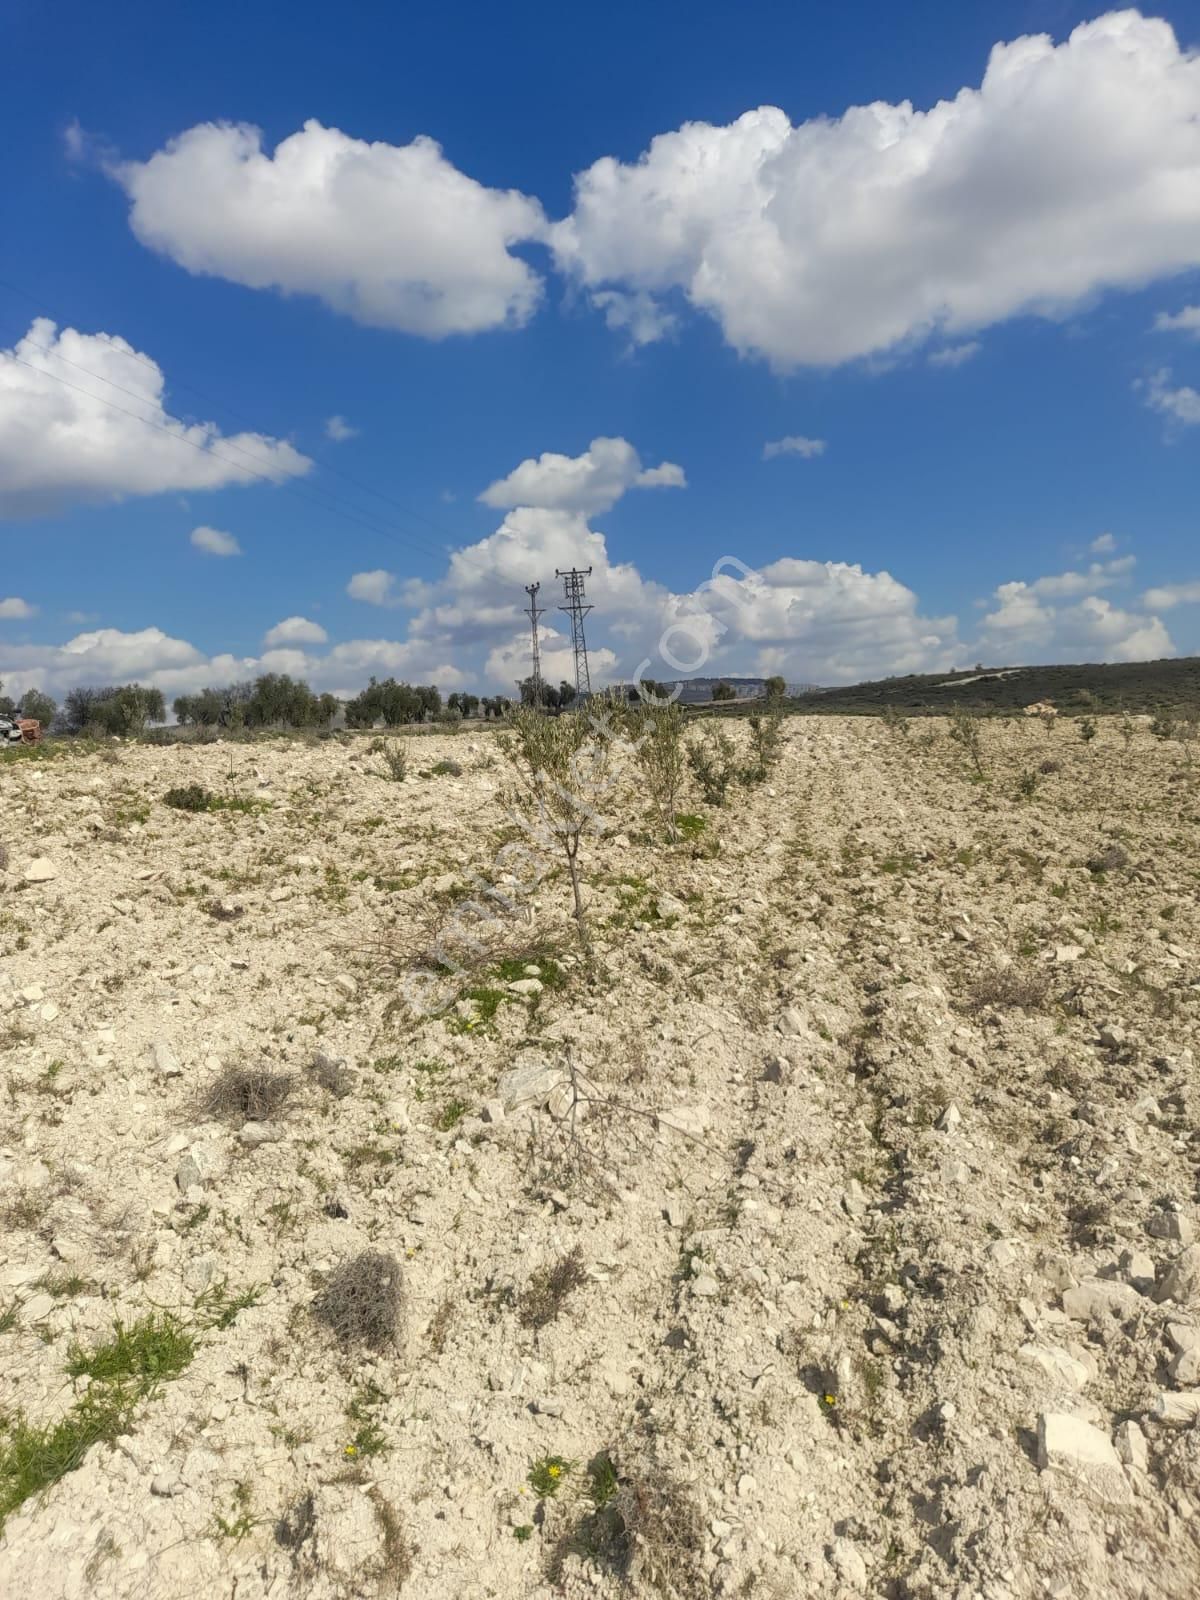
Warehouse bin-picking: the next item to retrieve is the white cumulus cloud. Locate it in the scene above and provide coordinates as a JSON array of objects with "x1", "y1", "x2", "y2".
[
  {"x1": 324, "y1": 415, "x2": 359, "y2": 442},
  {"x1": 763, "y1": 436, "x2": 826, "y2": 460},
  {"x1": 263, "y1": 615, "x2": 328, "y2": 647},
  {"x1": 190, "y1": 525, "x2": 242, "y2": 557},
  {"x1": 978, "y1": 573, "x2": 1174, "y2": 664},
  {"x1": 928, "y1": 342, "x2": 981, "y2": 369},
  {"x1": 0, "y1": 320, "x2": 310, "y2": 518},
  {"x1": 401, "y1": 440, "x2": 960, "y2": 688},
  {"x1": 115, "y1": 120, "x2": 546, "y2": 338},
  {"x1": 347, "y1": 569, "x2": 401, "y2": 606},
  {"x1": 1024, "y1": 555, "x2": 1135, "y2": 598},
  {"x1": 0, "y1": 596, "x2": 36, "y2": 619},
  {"x1": 589, "y1": 289, "x2": 679, "y2": 346},
  {"x1": 1142, "y1": 580, "x2": 1200, "y2": 610},
  {"x1": 1153, "y1": 305, "x2": 1200, "y2": 337},
  {"x1": 1090, "y1": 532, "x2": 1117, "y2": 554},
  {"x1": 479, "y1": 436, "x2": 685, "y2": 516},
  {"x1": 552, "y1": 12, "x2": 1200, "y2": 369},
  {"x1": 1139, "y1": 367, "x2": 1200, "y2": 426}
]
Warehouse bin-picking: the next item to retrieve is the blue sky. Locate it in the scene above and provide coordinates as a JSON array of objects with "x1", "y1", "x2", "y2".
[{"x1": 2, "y1": 0, "x2": 1199, "y2": 701}]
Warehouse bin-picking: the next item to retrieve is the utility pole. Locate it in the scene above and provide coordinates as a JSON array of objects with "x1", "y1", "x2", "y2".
[
  {"x1": 523, "y1": 582, "x2": 545, "y2": 705},
  {"x1": 555, "y1": 567, "x2": 593, "y2": 698}
]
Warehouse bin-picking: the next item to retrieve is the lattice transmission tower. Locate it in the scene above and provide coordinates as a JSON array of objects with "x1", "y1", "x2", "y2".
[
  {"x1": 555, "y1": 567, "x2": 593, "y2": 697},
  {"x1": 523, "y1": 582, "x2": 546, "y2": 705}
]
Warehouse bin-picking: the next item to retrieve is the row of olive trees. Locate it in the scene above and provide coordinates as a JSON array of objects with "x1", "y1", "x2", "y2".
[
  {"x1": 174, "y1": 674, "x2": 338, "y2": 730},
  {"x1": 446, "y1": 692, "x2": 512, "y2": 719},
  {"x1": 343, "y1": 677, "x2": 443, "y2": 727},
  {"x1": 61, "y1": 684, "x2": 168, "y2": 737}
]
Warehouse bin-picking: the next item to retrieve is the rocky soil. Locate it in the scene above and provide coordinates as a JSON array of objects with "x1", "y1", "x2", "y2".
[{"x1": 1, "y1": 714, "x2": 1199, "y2": 1599}]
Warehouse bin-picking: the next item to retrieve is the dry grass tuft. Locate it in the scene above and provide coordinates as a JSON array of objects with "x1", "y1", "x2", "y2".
[
  {"x1": 204, "y1": 1065, "x2": 294, "y2": 1124},
  {"x1": 313, "y1": 1251, "x2": 404, "y2": 1350},
  {"x1": 615, "y1": 1473, "x2": 707, "y2": 1598},
  {"x1": 1086, "y1": 843, "x2": 1129, "y2": 874},
  {"x1": 367, "y1": 1487, "x2": 414, "y2": 1589},
  {"x1": 310, "y1": 1051, "x2": 353, "y2": 1098},
  {"x1": 964, "y1": 966, "x2": 1050, "y2": 1014},
  {"x1": 518, "y1": 1247, "x2": 588, "y2": 1330},
  {"x1": 204, "y1": 899, "x2": 245, "y2": 922},
  {"x1": 564, "y1": 1460, "x2": 706, "y2": 1598}
]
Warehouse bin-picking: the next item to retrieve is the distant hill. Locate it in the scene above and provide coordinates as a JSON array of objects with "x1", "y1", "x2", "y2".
[{"x1": 779, "y1": 657, "x2": 1200, "y2": 716}]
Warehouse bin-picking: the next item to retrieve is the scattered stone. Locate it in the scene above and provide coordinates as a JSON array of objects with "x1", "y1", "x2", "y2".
[
  {"x1": 1114, "y1": 1421, "x2": 1148, "y2": 1472},
  {"x1": 174, "y1": 1147, "x2": 216, "y2": 1192},
  {"x1": 1119, "y1": 1249, "x2": 1156, "y2": 1294},
  {"x1": 183, "y1": 1256, "x2": 215, "y2": 1294},
  {"x1": 20, "y1": 1293, "x2": 55, "y2": 1324},
  {"x1": 1157, "y1": 1245, "x2": 1200, "y2": 1308},
  {"x1": 1166, "y1": 1323, "x2": 1200, "y2": 1355},
  {"x1": 937, "y1": 1101, "x2": 962, "y2": 1133},
  {"x1": 841, "y1": 1180, "x2": 868, "y2": 1219},
  {"x1": 1055, "y1": 944, "x2": 1086, "y2": 964},
  {"x1": 989, "y1": 1239, "x2": 1018, "y2": 1268},
  {"x1": 497, "y1": 1059, "x2": 565, "y2": 1114},
  {"x1": 532, "y1": 1397, "x2": 565, "y2": 1417},
  {"x1": 1019, "y1": 1343, "x2": 1090, "y2": 1392},
  {"x1": 829, "y1": 1537, "x2": 868, "y2": 1588},
  {"x1": 692, "y1": 1274, "x2": 719, "y2": 1298},
  {"x1": 656, "y1": 892, "x2": 686, "y2": 920},
  {"x1": 778, "y1": 1007, "x2": 807, "y2": 1036},
  {"x1": 546, "y1": 1079, "x2": 592, "y2": 1121},
  {"x1": 880, "y1": 1284, "x2": 906, "y2": 1316},
  {"x1": 23, "y1": 858, "x2": 58, "y2": 883},
  {"x1": 1062, "y1": 1278, "x2": 1141, "y2": 1322},
  {"x1": 507, "y1": 978, "x2": 543, "y2": 997},
  {"x1": 1036, "y1": 1412, "x2": 1131, "y2": 1503},
  {"x1": 1147, "y1": 1209, "x2": 1195, "y2": 1245},
  {"x1": 150, "y1": 1474, "x2": 183, "y2": 1497},
  {"x1": 238, "y1": 1121, "x2": 283, "y2": 1148},
  {"x1": 1149, "y1": 1391, "x2": 1200, "y2": 1427},
  {"x1": 51, "y1": 1233, "x2": 87, "y2": 1265},
  {"x1": 332, "y1": 973, "x2": 357, "y2": 998},
  {"x1": 149, "y1": 1042, "x2": 182, "y2": 1079},
  {"x1": 1168, "y1": 1347, "x2": 1200, "y2": 1385},
  {"x1": 479, "y1": 1099, "x2": 505, "y2": 1125},
  {"x1": 665, "y1": 1198, "x2": 687, "y2": 1229}
]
